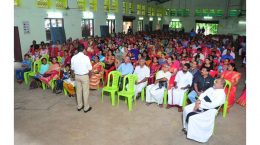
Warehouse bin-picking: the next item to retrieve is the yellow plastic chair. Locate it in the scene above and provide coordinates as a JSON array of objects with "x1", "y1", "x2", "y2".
[
  {"x1": 117, "y1": 74, "x2": 138, "y2": 112},
  {"x1": 101, "y1": 71, "x2": 122, "y2": 106}
]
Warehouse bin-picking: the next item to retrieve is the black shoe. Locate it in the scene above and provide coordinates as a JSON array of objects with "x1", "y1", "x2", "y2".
[
  {"x1": 182, "y1": 128, "x2": 187, "y2": 135},
  {"x1": 84, "y1": 107, "x2": 92, "y2": 113},
  {"x1": 77, "y1": 106, "x2": 84, "y2": 111},
  {"x1": 55, "y1": 90, "x2": 62, "y2": 94}
]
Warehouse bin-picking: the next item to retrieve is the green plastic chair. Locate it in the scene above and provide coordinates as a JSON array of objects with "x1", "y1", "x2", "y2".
[
  {"x1": 213, "y1": 80, "x2": 232, "y2": 134},
  {"x1": 182, "y1": 90, "x2": 191, "y2": 109},
  {"x1": 101, "y1": 71, "x2": 122, "y2": 106},
  {"x1": 117, "y1": 74, "x2": 138, "y2": 112},
  {"x1": 41, "y1": 54, "x2": 49, "y2": 62},
  {"x1": 141, "y1": 87, "x2": 146, "y2": 102},
  {"x1": 64, "y1": 85, "x2": 76, "y2": 96},
  {"x1": 140, "y1": 72, "x2": 168, "y2": 106},
  {"x1": 99, "y1": 62, "x2": 106, "y2": 89},
  {"x1": 57, "y1": 56, "x2": 62, "y2": 65},
  {"x1": 222, "y1": 80, "x2": 232, "y2": 118},
  {"x1": 24, "y1": 60, "x2": 41, "y2": 85},
  {"x1": 155, "y1": 72, "x2": 169, "y2": 106},
  {"x1": 41, "y1": 67, "x2": 61, "y2": 91}
]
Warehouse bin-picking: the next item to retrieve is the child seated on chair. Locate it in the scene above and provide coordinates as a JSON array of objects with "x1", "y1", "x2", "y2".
[
  {"x1": 55, "y1": 64, "x2": 71, "y2": 94},
  {"x1": 63, "y1": 65, "x2": 76, "y2": 97},
  {"x1": 30, "y1": 58, "x2": 49, "y2": 89},
  {"x1": 16, "y1": 54, "x2": 32, "y2": 84}
]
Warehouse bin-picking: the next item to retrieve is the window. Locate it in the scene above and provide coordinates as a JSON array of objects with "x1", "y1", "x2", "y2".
[
  {"x1": 81, "y1": 19, "x2": 94, "y2": 38},
  {"x1": 169, "y1": 21, "x2": 182, "y2": 29},
  {"x1": 196, "y1": 23, "x2": 218, "y2": 35},
  {"x1": 138, "y1": 20, "x2": 143, "y2": 31},
  {"x1": 44, "y1": 18, "x2": 64, "y2": 41},
  {"x1": 106, "y1": 19, "x2": 115, "y2": 34}
]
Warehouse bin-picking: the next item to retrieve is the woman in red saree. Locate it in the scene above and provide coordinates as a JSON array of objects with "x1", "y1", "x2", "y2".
[
  {"x1": 103, "y1": 50, "x2": 116, "y2": 84},
  {"x1": 237, "y1": 84, "x2": 246, "y2": 107},
  {"x1": 40, "y1": 57, "x2": 60, "y2": 86},
  {"x1": 148, "y1": 57, "x2": 160, "y2": 84},
  {"x1": 171, "y1": 53, "x2": 180, "y2": 70},
  {"x1": 221, "y1": 63, "x2": 241, "y2": 109},
  {"x1": 167, "y1": 56, "x2": 178, "y2": 90},
  {"x1": 89, "y1": 56, "x2": 104, "y2": 89}
]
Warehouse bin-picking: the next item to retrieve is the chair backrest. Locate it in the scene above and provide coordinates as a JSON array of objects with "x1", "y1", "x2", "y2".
[
  {"x1": 33, "y1": 60, "x2": 41, "y2": 73},
  {"x1": 106, "y1": 71, "x2": 122, "y2": 88},
  {"x1": 57, "y1": 56, "x2": 62, "y2": 64},
  {"x1": 100, "y1": 62, "x2": 105, "y2": 68},
  {"x1": 209, "y1": 70, "x2": 218, "y2": 78},
  {"x1": 41, "y1": 54, "x2": 49, "y2": 61},
  {"x1": 224, "y1": 80, "x2": 232, "y2": 103},
  {"x1": 121, "y1": 74, "x2": 138, "y2": 92}
]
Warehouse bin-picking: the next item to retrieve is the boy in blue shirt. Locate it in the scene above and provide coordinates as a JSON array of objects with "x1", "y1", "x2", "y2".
[{"x1": 16, "y1": 54, "x2": 32, "y2": 84}]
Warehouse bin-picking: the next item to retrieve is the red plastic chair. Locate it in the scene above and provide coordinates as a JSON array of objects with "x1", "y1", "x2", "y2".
[{"x1": 209, "y1": 70, "x2": 218, "y2": 78}]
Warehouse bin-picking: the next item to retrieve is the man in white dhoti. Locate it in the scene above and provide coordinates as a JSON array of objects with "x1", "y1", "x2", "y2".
[
  {"x1": 133, "y1": 58, "x2": 150, "y2": 97},
  {"x1": 182, "y1": 78, "x2": 226, "y2": 143},
  {"x1": 167, "y1": 63, "x2": 193, "y2": 111},
  {"x1": 145, "y1": 64, "x2": 171, "y2": 107}
]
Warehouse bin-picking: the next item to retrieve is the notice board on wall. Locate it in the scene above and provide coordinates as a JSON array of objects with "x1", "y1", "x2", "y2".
[{"x1": 22, "y1": 21, "x2": 30, "y2": 34}]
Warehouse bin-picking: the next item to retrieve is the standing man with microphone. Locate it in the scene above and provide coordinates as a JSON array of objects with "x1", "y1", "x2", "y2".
[{"x1": 71, "y1": 44, "x2": 92, "y2": 113}]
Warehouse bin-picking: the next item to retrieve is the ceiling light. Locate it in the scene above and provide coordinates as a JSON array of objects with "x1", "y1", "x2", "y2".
[{"x1": 203, "y1": 16, "x2": 213, "y2": 20}]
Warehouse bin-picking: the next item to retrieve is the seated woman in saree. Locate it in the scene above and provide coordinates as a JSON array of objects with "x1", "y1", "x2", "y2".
[
  {"x1": 237, "y1": 80, "x2": 246, "y2": 107},
  {"x1": 39, "y1": 57, "x2": 61, "y2": 86},
  {"x1": 89, "y1": 56, "x2": 104, "y2": 89},
  {"x1": 103, "y1": 49, "x2": 116, "y2": 84},
  {"x1": 148, "y1": 56, "x2": 160, "y2": 85},
  {"x1": 221, "y1": 63, "x2": 241, "y2": 109}
]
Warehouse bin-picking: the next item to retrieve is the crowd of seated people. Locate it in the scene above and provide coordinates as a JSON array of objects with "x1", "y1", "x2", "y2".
[
  {"x1": 16, "y1": 31, "x2": 246, "y2": 109},
  {"x1": 15, "y1": 31, "x2": 246, "y2": 143}
]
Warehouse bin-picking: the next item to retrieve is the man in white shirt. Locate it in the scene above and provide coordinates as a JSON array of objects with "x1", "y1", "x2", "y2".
[
  {"x1": 71, "y1": 44, "x2": 92, "y2": 113},
  {"x1": 182, "y1": 78, "x2": 226, "y2": 143},
  {"x1": 193, "y1": 48, "x2": 205, "y2": 60},
  {"x1": 133, "y1": 58, "x2": 150, "y2": 97},
  {"x1": 145, "y1": 64, "x2": 171, "y2": 107},
  {"x1": 167, "y1": 63, "x2": 193, "y2": 112}
]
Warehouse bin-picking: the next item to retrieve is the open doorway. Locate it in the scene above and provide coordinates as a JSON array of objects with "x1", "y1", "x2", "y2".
[
  {"x1": 81, "y1": 19, "x2": 94, "y2": 38},
  {"x1": 123, "y1": 21, "x2": 133, "y2": 34},
  {"x1": 122, "y1": 16, "x2": 135, "y2": 34},
  {"x1": 195, "y1": 20, "x2": 219, "y2": 35},
  {"x1": 14, "y1": 26, "x2": 23, "y2": 62},
  {"x1": 106, "y1": 19, "x2": 115, "y2": 34},
  {"x1": 137, "y1": 20, "x2": 143, "y2": 31}
]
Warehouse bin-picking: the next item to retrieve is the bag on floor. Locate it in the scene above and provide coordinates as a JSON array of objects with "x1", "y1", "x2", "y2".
[{"x1": 29, "y1": 80, "x2": 39, "y2": 89}]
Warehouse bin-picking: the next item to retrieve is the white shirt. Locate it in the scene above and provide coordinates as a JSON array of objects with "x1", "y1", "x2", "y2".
[
  {"x1": 71, "y1": 52, "x2": 92, "y2": 75},
  {"x1": 134, "y1": 65, "x2": 150, "y2": 82},
  {"x1": 156, "y1": 70, "x2": 172, "y2": 82},
  {"x1": 193, "y1": 53, "x2": 205, "y2": 60},
  {"x1": 198, "y1": 87, "x2": 226, "y2": 109},
  {"x1": 175, "y1": 70, "x2": 193, "y2": 88}
]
